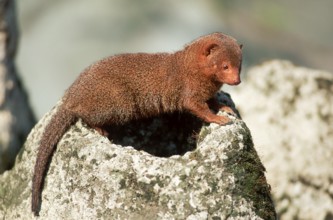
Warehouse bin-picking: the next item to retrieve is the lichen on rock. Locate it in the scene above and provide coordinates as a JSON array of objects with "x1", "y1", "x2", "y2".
[{"x1": 0, "y1": 92, "x2": 276, "y2": 219}]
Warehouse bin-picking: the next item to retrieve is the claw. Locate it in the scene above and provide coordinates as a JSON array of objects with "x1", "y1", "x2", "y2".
[
  {"x1": 220, "y1": 106, "x2": 238, "y2": 117},
  {"x1": 205, "y1": 114, "x2": 231, "y2": 125}
]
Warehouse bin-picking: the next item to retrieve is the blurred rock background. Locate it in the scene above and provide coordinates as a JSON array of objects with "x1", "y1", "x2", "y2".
[
  {"x1": 233, "y1": 60, "x2": 333, "y2": 219},
  {"x1": 16, "y1": 0, "x2": 333, "y2": 118},
  {"x1": 0, "y1": 0, "x2": 35, "y2": 173}
]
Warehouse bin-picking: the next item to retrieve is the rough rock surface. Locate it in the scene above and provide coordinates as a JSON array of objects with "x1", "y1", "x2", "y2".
[
  {"x1": 0, "y1": 0, "x2": 36, "y2": 173},
  {"x1": 0, "y1": 93, "x2": 275, "y2": 219},
  {"x1": 233, "y1": 60, "x2": 333, "y2": 220}
]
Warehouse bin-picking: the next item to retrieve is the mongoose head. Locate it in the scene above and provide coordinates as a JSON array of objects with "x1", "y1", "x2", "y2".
[{"x1": 196, "y1": 33, "x2": 243, "y2": 86}]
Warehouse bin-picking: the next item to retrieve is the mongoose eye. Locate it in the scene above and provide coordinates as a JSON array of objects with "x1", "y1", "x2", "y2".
[{"x1": 223, "y1": 64, "x2": 229, "y2": 70}]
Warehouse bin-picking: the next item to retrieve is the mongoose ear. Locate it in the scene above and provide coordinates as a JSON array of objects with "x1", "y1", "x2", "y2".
[{"x1": 203, "y1": 43, "x2": 219, "y2": 57}]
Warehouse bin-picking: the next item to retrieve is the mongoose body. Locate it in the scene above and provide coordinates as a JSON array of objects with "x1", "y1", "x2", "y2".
[{"x1": 32, "y1": 32, "x2": 242, "y2": 215}]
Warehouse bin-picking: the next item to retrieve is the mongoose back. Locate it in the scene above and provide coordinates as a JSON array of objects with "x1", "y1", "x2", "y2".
[{"x1": 32, "y1": 32, "x2": 242, "y2": 215}]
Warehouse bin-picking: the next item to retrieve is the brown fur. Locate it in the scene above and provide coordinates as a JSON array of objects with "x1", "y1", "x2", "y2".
[{"x1": 31, "y1": 32, "x2": 242, "y2": 215}]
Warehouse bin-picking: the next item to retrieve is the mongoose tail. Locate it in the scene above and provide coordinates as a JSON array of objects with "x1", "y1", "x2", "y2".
[{"x1": 31, "y1": 107, "x2": 77, "y2": 216}]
